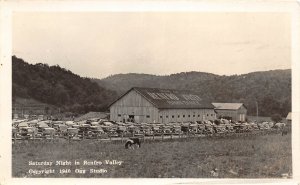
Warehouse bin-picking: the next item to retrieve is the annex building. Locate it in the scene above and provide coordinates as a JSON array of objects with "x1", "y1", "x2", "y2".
[
  {"x1": 212, "y1": 103, "x2": 247, "y2": 122},
  {"x1": 109, "y1": 87, "x2": 216, "y2": 124},
  {"x1": 286, "y1": 112, "x2": 291, "y2": 124}
]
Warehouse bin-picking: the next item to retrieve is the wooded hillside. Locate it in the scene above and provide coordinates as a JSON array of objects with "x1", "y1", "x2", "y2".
[
  {"x1": 95, "y1": 70, "x2": 291, "y2": 117},
  {"x1": 12, "y1": 55, "x2": 291, "y2": 117},
  {"x1": 12, "y1": 56, "x2": 118, "y2": 113}
]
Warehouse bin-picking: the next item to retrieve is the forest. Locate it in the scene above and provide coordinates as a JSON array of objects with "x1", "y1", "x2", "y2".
[
  {"x1": 95, "y1": 70, "x2": 291, "y2": 117},
  {"x1": 13, "y1": 56, "x2": 291, "y2": 117},
  {"x1": 12, "y1": 56, "x2": 117, "y2": 113}
]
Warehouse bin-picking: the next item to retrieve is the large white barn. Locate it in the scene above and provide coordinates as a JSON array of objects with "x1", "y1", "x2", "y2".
[{"x1": 109, "y1": 87, "x2": 216, "y2": 124}]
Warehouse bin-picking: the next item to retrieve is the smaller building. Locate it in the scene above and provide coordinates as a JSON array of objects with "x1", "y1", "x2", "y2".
[
  {"x1": 286, "y1": 112, "x2": 292, "y2": 124},
  {"x1": 212, "y1": 103, "x2": 247, "y2": 122}
]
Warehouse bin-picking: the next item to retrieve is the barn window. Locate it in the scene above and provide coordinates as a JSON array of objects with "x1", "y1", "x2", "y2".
[
  {"x1": 118, "y1": 114, "x2": 121, "y2": 117},
  {"x1": 178, "y1": 115, "x2": 180, "y2": 118},
  {"x1": 193, "y1": 115, "x2": 195, "y2": 117},
  {"x1": 166, "y1": 115, "x2": 169, "y2": 118},
  {"x1": 198, "y1": 115, "x2": 200, "y2": 117},
  {"x1": 146, "y1": 115, "x2": 150, "y2": 118},
  {"x1": 160, "y1": 115, "x2": 162, "y2": 118},
  {"x1": 188, "y1": 115, "x2": 190, "y2": 117},
  {"x1": 207, "y1": 114, "x2": 209, "y2": 116},
  {"x1": 172, "y1": 115, "x2": 174, "y2": 118},
  {"x1": 183, "y1": 115, "x2": 185, "y2": 118}
]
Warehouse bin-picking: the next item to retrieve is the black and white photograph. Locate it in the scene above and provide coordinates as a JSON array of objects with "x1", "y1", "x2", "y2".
[{"x1": 1, "y1": 0, "x2": 300, "y2": 183}]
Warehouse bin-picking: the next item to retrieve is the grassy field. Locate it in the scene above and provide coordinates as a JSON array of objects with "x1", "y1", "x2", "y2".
[
  {"x1": 12, "y1": 133, "x2": 292, "y2": 178},
  {"x1": 247, "y1": 115, "x2": 287, "y2": 123}
]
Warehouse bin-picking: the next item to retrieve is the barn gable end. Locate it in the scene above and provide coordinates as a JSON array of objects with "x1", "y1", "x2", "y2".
[
  {"x1": 109, "y1": 89, "x2": 159, "y2": 123},
  {"x1": 110, "y1": 87, "x2": 216, "y2": 124}
]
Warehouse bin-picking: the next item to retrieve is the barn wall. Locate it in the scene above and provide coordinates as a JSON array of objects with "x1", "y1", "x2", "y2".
[
  {"x1": 215, "y1": 110, "x2": 238, "y2": 120},
  {"x1": 237, "y1": 105, "x2": 247, "y2": 121},
  {"x1": 110, "y1": 89, "x2": 217, "y2": 124},
  {"x1": 215, "y1": 106, "x2": 247, "y2": 121},
  {"x1": 158, "y1": 109, "x2": 216, "y2": 124},
  {"x1": 109, "y1": 90, "x2": 159, "y2": 123},
  {"x1": 237, "y1": 105, "x2": 247, "y2": 114}
]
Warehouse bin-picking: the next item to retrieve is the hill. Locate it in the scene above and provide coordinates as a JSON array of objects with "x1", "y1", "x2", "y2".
[
  {"x1": 12, "y1": 56, "x2": 118, "y2": 113},
  {"x1": 12, "y1": 97, "x2": 58, "y2": 116},
  {"x1": 94, "y1": 70, "x2": 291, "y2": 117},
  {"x1": 12, "y1": 55, "x2": 291, "y2": 117}
]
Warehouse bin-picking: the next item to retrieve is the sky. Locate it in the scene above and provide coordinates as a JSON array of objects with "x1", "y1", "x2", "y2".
[{"x1": 12, "y1": 12, "x2": 291, "y2": 79}]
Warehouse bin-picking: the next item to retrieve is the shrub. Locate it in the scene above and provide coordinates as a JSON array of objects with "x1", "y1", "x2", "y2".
[
  {"x1": 214, "y1": 119, "x2": 220, "y2": 125},
  {"x1": 271, "y1": 114, "x2": 282, "y2": 123}
]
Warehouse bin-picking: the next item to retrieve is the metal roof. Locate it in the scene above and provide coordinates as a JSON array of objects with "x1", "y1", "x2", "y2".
[
  {"x1": 110, "y1": 87, "x2": 215, "y2": 109},
  {"x1": 212, "y1": 103, "x2": 245, "y2": 110}
]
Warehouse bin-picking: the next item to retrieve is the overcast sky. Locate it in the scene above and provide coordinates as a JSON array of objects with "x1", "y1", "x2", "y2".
[{"x1": 12, "y1": 12, "x2": 290, "y2": 79}]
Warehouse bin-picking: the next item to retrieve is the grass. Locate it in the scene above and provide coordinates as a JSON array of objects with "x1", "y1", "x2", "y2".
[
  {"x1": 12, "y1": 133, "x2": 292, "y2": 178},
  {"x1": 247, "y1": 115, "x2": 287, "y2": 123}
]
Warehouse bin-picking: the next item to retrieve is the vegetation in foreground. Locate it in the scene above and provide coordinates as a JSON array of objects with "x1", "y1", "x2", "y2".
[{"x1": 12, "y1": 133, "x2": 292, "y2": 178}]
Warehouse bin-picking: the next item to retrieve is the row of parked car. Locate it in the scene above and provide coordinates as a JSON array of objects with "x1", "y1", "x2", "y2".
[{"x1": 12, "y1": 118, "x2": 287, "y2": 140}]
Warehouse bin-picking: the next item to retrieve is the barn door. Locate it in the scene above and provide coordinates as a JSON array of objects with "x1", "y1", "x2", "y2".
[
  {"x1": 239, "y1": 114, "x2": 245, "y2": 122},
  {"x1": 135, "y1": 116, "x2": 140, "y2": 123}
]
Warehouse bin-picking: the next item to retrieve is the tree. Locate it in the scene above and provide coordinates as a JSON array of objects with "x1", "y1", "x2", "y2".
[
  {"x1": 271, "y1": 114, "x2": 282, "y2": 123},
  {"x1": 12, "y1": 55, "x2": 291, "y2": 116}
]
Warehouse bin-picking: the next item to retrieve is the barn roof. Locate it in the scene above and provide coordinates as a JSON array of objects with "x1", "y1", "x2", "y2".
[
  {"x1": 110, "y1": 87, "x2": 215, "y2": 109},
  {"x1": 212, "y1": 103, "x2": 245, "y2": 110}
]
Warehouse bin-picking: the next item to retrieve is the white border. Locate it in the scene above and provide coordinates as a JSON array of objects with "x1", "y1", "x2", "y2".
[{"x1": 0, "y1": 1, "x2": 299, "y2": 185}]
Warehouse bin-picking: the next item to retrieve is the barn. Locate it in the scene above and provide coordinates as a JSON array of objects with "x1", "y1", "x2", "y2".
[
  {"x1": 212, "y1": 103, "x2": 247, "y2": 122},
  {"x1": 109, "y1": 87, "x2": 216, "y2": 124}
]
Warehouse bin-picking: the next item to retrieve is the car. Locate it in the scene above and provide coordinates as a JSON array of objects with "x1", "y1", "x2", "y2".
[
  {"x1": 41, "y1": 127, "x2": 56, "y2": 138},
  {"x1": 87, "y1": 126, "x2": 105, "y2": 138},
  {"x1": 19, "y1": 127, "x2": 37, "y2": 138},
  {"x1": 67, "y1": 128, "x2": 79, "y2": 139}
]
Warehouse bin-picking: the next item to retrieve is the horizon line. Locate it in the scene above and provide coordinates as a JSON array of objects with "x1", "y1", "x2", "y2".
[
  {"x1": 12, "y1": 55, "x2": 291, "y2": 80},
  {"x1": 97, "y1": 69, "x2": 291, "y2": 80}
]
